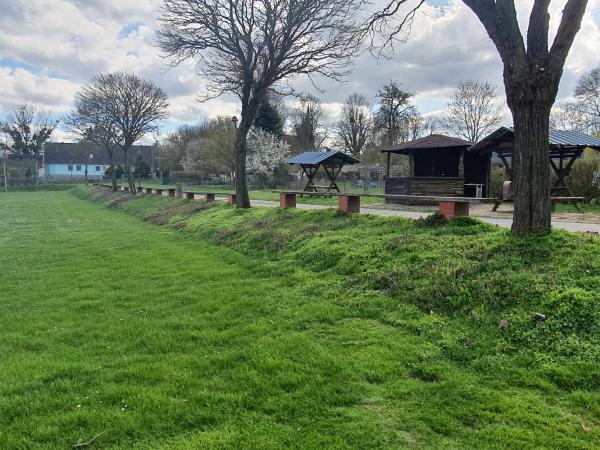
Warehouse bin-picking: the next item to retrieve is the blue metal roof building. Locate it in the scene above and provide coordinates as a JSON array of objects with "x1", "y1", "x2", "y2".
[
  {"x1": 286, "y1": 151, "x2": 360, "y2": 166},
  {"x1": 469, "y1": 127, "x2": 600, "y2": 198},
  {"x1": 286, "y1": 151, "x2": 360, "y2": 192},
  {"x1": 469, "y1": 127, "x2": 600, "y2": 153}
]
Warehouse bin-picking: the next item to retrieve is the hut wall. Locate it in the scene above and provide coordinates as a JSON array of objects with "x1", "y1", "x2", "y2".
[{"x1": 385, "y1": 177, "x2": 464, "y2": 205}]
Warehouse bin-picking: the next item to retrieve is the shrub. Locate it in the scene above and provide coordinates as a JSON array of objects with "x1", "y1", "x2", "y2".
[
  {"x1": 565, "y1": 159, "x2": 600, "y2": 202},
  {"x1": 415, "y1": 212, "x2": 447, "y2": 227}
]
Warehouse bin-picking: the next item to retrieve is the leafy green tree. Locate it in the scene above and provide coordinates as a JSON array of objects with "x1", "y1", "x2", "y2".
[
  {"x1": 134, "y1": 154, "x2": 151, "y2": 178},
  {"x1": 254, "y1": 102, "x2": 284, "y2": 137}
]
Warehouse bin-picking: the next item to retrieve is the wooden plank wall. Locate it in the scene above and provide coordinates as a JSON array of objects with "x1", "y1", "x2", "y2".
[{"x1": 385, "y1": 177, "x2": 464, "y2": 205}]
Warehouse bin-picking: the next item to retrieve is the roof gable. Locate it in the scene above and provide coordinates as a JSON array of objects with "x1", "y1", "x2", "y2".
[
  {"x1": 286, "y1": 151, "x2": 360, "y2": 165},
  {"x1": 382, "y1": 134, "x2": 473, "y2": 153},
  {"x1": 44, "y1": 142, "x2": 153, "y2": 165},
  {"x1": 469, "y1": 127, "x2": 600, "y2": 153}
]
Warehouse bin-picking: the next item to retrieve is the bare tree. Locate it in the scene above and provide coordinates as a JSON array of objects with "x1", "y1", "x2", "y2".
[
  {"x1": 551, "y1": 101, "x2": 590, "y2": 133},
  {"x1": 440, "y1": 80, "x2": 503, "y2": 143},
  {"x1": 291, "y1": 95, "x2": 328, "y2": 151},
  {"x1": 571, "y1": 66, "x2": 600, "y2": 134},
  {"x1": 336, "y1": 93, "x2": 373, "y2": 158},
  {"x1": 369, "y1": 0, "x2": 589, "y2": 235},
  {"x1": 374, "y1": 81, "x2": 417, "y2": 146},
  {"x1": 157, "y1": 0, "x2": 363, "y2": 208},
  {"x1": 2, "y1": 104, "x2": 57, "y2": 156},
  {"x1": 68, "y1": 108, "x2": 122, "y2": 191},
  {"x1": 73, "y1": 73, "x2": 169, "y2": 194}
]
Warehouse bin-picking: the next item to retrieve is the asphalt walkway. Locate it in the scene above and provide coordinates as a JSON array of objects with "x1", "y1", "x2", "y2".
[{"x1": 248, "y1": 199, "x2": 600, "y2": 234}]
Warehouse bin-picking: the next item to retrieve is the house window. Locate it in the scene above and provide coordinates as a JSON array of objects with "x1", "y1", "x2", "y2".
[
  {"x1": 68, "y1": 165, "x2": 73, "y2": 171},
  {"x1": 95, "y1": 166, "x2": 101, "y2": 172},
  {"x1": 76, "y1": 165, "x2": 82, "y2": 171}
]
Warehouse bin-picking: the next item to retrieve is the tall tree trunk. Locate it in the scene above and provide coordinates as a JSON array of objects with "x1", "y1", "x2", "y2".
[
  {"x1": 124, "y1": 150, "x2": 136, "y2": 196},
  {"x1": 510, "y1": 100, "x2": 553, "y2": 235},
  {"x1": 108, "y1": 149, "x2": 117, "y2": 192},
  {"x1": 234, "y1": 94, "x2": 263, "y2": 209},
  {"x1": 234, "y1": 123, "x2": 251, "y2": 208}
]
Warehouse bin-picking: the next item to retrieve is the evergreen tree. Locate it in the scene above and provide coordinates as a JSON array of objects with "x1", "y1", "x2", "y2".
[{"x1": 254, "y1": 102, "x2": 284, "y2": 137}]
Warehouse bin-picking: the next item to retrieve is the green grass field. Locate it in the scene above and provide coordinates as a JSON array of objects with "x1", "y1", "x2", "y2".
[{"x1": 1, "y1": 189, "x2": 599, "y2": 449}]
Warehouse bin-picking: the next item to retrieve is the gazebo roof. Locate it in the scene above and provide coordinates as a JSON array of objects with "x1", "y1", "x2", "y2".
[
  {"x1": 286, "y1": 151, "x2": 360, "y2": 166},
  {"x1": 381, "y1": 134, "x2": 473, "y2": 154},
  {"x1": 469, "y1": 127, "x2": 600, "y2": 154}
]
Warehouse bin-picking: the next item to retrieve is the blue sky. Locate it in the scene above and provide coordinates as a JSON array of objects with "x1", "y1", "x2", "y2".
[{"x1": 0, "y1": 0, "x2": 599, "y2": 142}]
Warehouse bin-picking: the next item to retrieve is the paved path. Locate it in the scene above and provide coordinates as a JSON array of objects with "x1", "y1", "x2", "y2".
[{"x1": 248, "y1": 199, "x2": 600, "y2": 234}]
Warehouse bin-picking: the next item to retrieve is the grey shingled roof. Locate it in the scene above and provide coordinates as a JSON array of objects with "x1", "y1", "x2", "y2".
[
  {"x1": 286, "y1": 151, "x2": 360, "y2": 165},
  {"x1": 382, "y1": 134, "x2": 473, "y2": 153},
  {"x1": 44, "y1": 142, "x2": 153, "y2": 165}
]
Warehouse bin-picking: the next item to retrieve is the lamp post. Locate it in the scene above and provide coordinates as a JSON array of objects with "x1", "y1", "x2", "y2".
[
  {"x1": 85, "y1": 153, "x2": 93, "y2": 183},
  {"x1": 230, "y1": 116, "x2": 238, "y2": 186}
]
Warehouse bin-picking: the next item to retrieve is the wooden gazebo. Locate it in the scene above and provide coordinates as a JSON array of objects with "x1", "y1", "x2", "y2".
[
  {"x1": 468, "y1": 128, "x2": 600, "y2": 197},
  {"x1": 382, "y1": 134, "x2": 491, "y2": 202},
  {"x1": 287, "y1": 151, "x2": 360, "y2": 193}
]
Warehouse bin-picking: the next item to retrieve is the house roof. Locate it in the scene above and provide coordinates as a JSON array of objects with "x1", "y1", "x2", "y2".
[
  {"x1": 381, "y1": 134, "x2": 474, "y2": 154},
  {"x1": 44, "y1": 142, "x2": 153, "y2": 165},
  {"x1": 469, "y1": 127, "x2": 600, "y2": 153},
  {"x1": 286, "y1": 151, "x2": 360, "y2": 166}
]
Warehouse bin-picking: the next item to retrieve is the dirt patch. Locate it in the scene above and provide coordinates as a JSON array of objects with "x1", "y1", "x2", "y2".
[
  {"x1": 144, "y1": 202, "x2": 214, "y2": 225},
  {"x1": 173, "y1": 220, "x2": 188, "y2": 230},
  {"x1": 108, "y1": 196, "x2": 131, "y2": 209}
]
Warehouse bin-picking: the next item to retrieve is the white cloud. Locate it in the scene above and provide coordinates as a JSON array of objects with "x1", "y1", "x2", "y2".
[{"x1": 0, "y1": 0, "x2": 599, "y2": 139}]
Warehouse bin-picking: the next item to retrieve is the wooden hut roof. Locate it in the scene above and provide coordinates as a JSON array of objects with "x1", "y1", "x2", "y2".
[{"x1": 381, "y1": 134, "x2": 474, "y2": 154}]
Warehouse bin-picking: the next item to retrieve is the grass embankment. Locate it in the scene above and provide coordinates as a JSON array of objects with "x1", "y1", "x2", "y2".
[{"x1": 1, "y1": 187, "x2": 599, "y2": 449}]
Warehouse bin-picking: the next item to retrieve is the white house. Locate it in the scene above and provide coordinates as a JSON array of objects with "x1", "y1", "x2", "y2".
[{"x1": 43, "y1": 142, "x2": 154, "y2": 179}]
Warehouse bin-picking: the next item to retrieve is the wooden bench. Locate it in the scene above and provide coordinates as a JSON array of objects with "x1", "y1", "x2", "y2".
[
  {"x1": 275, "y1": 191, "x2": 493, "y2": 218},
  {"x1": 493, "y1": 196, "x2": 585, "y2": 212},
  {"x1": 275, "y1": 191, "x2": 362, "y2": 213},
  {"x1": 195, "y1": 192, "x2": 218, "y2": 203},
  {"x1": 551, "y1": 197, "x2": 585, "y2": 212}
]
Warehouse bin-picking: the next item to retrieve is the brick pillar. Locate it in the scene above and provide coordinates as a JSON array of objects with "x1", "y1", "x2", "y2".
[
  {"x1": 168, "y1": 188, "x2": 176, "y2": 198},
  {"x1": 280, "y1": 192, "x2": 296, "y2": 209},
  {"x1": 137, "y1": 187, "x2": 144, "y2": 193},
  {"x1": 186, "y1": 192, "x2": 195, "y2": 200},
  {"x1": 205, "y1": 193, "x2": 216, "y2": 202},
  {"x1": 438, "y1": 201, "x2": 469, "y2": 220},
  {"x1": 146, "y1": 188, "x2": 153, "y2": 194},
  {"x1": 155, "y1": 189, "x2": 163, "y2": 196},
  {"x1": 228, "y1": 194, "x2": 237, "y2": 205},
  {"x1": 338, "y1": 195, "x2": 360, "y2": 213}
]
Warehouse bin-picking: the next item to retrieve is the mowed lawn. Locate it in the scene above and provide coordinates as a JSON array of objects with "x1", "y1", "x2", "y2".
[{"x1": 1, "y1": 192, "x2": 599, "y2": 449}]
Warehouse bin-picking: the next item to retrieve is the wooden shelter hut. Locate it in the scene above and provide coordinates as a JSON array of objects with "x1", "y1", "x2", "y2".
[
  {"x1": 382, "y1": 134, "x2": 491, "y2": 203},
  {"x1": 468, "y1": 128, "x2": 600, "y2": 197},
  {"x1": 287, "y1": 151, "x2": 360, "y2": 193}
]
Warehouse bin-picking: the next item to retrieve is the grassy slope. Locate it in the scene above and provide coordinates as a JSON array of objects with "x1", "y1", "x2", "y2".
[{"x1": 0, "y1": 188, "x2": 599, "y2": 449}]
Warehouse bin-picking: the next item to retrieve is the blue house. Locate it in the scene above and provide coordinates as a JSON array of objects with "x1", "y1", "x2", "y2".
[{"x1": 43, "y1": 142, "x2": 154, "y2": 179}]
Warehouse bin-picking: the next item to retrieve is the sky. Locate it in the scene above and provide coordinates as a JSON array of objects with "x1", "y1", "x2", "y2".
[{"x1": 0, "y1": 0, "x2": 599, "y2": 142}]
